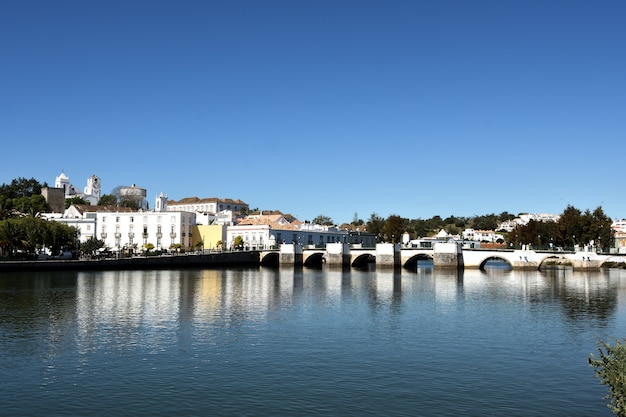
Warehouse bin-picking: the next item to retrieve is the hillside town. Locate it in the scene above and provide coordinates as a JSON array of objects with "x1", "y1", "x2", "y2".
[{"x1": 26, "y1": 172, "x2": 624, "y2": 258}]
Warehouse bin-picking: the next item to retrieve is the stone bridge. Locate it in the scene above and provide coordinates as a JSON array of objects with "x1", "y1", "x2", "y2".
[{"x1": 260, "y1": 242, "x2": 625, "y2": 270}]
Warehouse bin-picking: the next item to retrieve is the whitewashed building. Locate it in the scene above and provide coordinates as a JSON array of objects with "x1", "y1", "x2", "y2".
[
  {"x1": 167, "y1": 197, "x2": 248, "y2": 214},
  {"x1": 96, "y1": 194, "x2": 196, "y2": 252},
  {"x1": 462, "y1": 228, "x2": 504, "y2": 243},
  {"x1": 226, "y1": 221, "x2": 349, "y2": 250},
  {"x1": 498, "y1": 213, "x2": 560, "y2": 232},
  {"x1": 41, "y1": 205, "x2": 132, "y2": 243}
]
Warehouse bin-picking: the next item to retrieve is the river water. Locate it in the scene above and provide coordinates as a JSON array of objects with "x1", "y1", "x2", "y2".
[{"x1": 0, "y1": 265, "x2": 624, "y2": 416}]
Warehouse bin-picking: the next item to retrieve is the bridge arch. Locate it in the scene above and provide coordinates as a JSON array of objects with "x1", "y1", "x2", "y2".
[
  {"x1": 303, "y1": 252, "x2": 324, "y2": 267},
  {"x1": 537, "y1": 255, "x2": 569, "y2": 270},
  {"x1": 478, "y1": 256, "x2": 512, "y2": 271},
  {"x1": 403, "y1": 253, "x2": 433, "y2": 270},
  {"x1": 351, "y1": 253, "x2": 374, "y2": 268},
  {"x1": 260, "y1": 251, "x2": 279, "y2": 267}
]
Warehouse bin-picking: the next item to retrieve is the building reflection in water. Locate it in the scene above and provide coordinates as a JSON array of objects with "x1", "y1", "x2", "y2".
[{"x1": 73, "y1": 266, "x2": 626, "y2": 352}]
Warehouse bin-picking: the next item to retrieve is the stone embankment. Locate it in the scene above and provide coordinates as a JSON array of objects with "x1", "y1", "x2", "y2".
[{"x1": 0, "y1": 251, "x2": 260, "y2": 272}]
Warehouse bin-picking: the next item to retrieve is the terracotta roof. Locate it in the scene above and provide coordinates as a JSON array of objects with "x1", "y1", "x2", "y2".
[
  {"x1": 71, "y1": 204, "x2": 133, "y2": 213},
  {"x1": 237, "y1": 214, "x2": 299, "y2": 229},
  {"x1": 168, "y1": 196, "x2": 248, "y2": 205}
]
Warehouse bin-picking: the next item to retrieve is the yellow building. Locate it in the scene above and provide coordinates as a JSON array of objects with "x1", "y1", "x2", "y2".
[{"x1": 192, "y1": 224, "x2": 227, "y2": 251}]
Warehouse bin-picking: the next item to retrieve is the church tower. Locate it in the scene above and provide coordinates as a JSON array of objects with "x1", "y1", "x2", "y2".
[
  {"x1": 84, "y1": 175, "x2": 101, "y2": 202},
  {"x1": 155, "y1": 192, "x2": 168, "y2": 212},
  {"x1": 55, "y1": 171, "x2": 70, "y2": 197}
]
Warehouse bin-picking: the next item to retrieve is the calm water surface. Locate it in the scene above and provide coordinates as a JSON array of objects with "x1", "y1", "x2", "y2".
[{"x1": 1, "y1": 265, "x2": 624, "y2": 416}]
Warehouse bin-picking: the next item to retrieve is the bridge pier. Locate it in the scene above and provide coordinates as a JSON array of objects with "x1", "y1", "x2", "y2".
[
  {"x1": 279, "y1": 243, "x2": 303, "y2": 267},
  {"x1": 571, "y1": 252, "x2": 604, "y2": 270},
  {"x1": 376, "y1": 243, "x2": 400, "y2": 268},
  {"x1": 325, "y1": 243, "x2": 351, "y2": 267},
  {"x1": 433, "y1": 242, "x2": 464, "y2": 269}
]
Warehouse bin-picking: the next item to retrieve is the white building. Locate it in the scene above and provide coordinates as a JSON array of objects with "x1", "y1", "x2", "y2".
[
  {"x1": 96, "y1": 193, "x2": 195, "y2": 252},
  {"x1": 612, "y1": 219, "x2": 626, "y2": 233},
  {"x1": 226, "y1": 222, "x2": 349, "y2": 250},
  {"x1": 41, "y1": 204, "x2": 132, "y2": 243},
  {"x1": 462, "y1": 228, "x2": 504, "y2": 243},
  {"x1": 167, "y1": 197, "x2": 248, "y2": 215},
  {"x1": 195, "y1": 210, "x2": 236, "y2": 226},
  {"x1": 166, "y1": 196, "x2": 248, "y2": 226},
  {"x1": 44, "y1": 193, "x2": 196, "y2": 252},
  {"x1": 498, "y1": 213, "x2": 560, "y2": 232}
]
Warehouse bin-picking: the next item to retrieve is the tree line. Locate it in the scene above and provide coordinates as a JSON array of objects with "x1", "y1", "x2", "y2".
[{"x1": 315, "y1": 206, "x2": 614, "y2": 251}]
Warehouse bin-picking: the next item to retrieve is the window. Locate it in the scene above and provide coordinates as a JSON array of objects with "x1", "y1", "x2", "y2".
[
  {"x1": 130, "y1": 217, "x2": 134, "y2": 223},
  {"x1": 116, "y1": 217, "x2": 120, "y2": 223}
]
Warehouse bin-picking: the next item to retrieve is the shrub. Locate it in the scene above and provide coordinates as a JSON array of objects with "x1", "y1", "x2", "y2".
[{"x1": 589, "y1": 338, "x2": 626, "y2": 416}]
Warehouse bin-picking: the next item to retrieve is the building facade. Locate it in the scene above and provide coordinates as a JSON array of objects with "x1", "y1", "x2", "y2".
[
  {"x1": 167, "y1": 197, "x2": 248, "y2": 215},
  {"x1": 226, "y1": 223, "x2": 349, "y2": 250}
]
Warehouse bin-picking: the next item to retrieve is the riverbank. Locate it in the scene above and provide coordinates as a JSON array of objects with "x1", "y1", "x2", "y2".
[{"x1": 0, "y1": 251, "x2": 261, "y2": 272}]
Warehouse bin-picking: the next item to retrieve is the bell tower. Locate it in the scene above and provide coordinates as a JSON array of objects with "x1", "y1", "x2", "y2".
[{"x1": 155, "y1": 192, "x2": 168, "y2": 212}]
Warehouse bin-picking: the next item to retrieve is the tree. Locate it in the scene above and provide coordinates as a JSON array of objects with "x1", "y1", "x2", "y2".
[
  {"x1": 233, "y1": 235, "x2": 244, "y2": 249},
  {"x1": 65, "y1": 196, "x2": 90, "y2": 209},
  {"x1": 98, "y1": 194, "x2": 118, "y2": 206},
  {"x1": 0, "y1": 219, "x2": 23, "y2": 257},
  {"x1": 81, "y1": 237, "x2": 106, "y2": 258},
  {"x1": 46, "y1": 220, "x2": 77, "y2": 256},
  {"x1": 351, "y1": 212, "x2": 364, "y2": 226},
  {"x1": 557, "y1": 205, "x2": 583, "y2": 248},
  {"x1": 471, "y1": 213, "x2": 499, "y2": 231},
  {"x1": 366, "y1": 213, "x2": 385, "y2": 243},
  {"x1": 589, "y1": 338, "x2": 626, "y2": 416},
  {"x1": 383, "y1": 214, "x2": 408, "y2": 243},
  {"x1": 312, "y1": 215, "x2": 334, "y2": 226},
  {"x1": 0, "y1": 177, "x2": 45, "y2": 199}
]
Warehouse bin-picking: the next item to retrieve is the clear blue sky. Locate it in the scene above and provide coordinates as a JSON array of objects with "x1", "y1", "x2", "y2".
[{"x1": 2, "y1": 0, "x2": 625, "y2": 224}]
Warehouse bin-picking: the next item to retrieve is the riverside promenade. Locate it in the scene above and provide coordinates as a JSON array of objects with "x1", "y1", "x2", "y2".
[
  {"x1": 2, "y1": 243, "x2": 625, "y2": 272},
  {"x1": 0, "y1": 251, "x2": 260, "y2": 272}
]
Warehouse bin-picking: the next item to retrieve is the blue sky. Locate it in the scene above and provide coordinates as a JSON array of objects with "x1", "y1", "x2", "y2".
[{"x1": 1, "y1": 0, "x2": 625, "y2": 224}]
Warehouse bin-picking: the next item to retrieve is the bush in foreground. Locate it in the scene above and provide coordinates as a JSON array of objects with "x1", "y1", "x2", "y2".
[{"x1": 589, "y1": 338, "x2": 626, "y2": 416}]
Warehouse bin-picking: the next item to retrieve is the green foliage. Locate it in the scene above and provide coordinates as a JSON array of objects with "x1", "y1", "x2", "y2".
[
  {"x1": 366, "y1": 213, "x2": 385, "y2": 243},
  {"x1": 383, "y1": 215, "x2": 408, "y2": 243},
  {"x1": 0, "y1": 177, "x2": 45, "y2": 199},
  {"x1": 0, "y1": 217, "x2": 78, "y2": 257},
  {"x1": 65, "y1": 196, "x2": 90, "y2": 209},
  {"x1": 0, "y1": 178, "x2": 49, "y2": 218},
  {"x1": 589, "y1": 338, "x2": 626, "y2": 416},
  {"x1": 233, "y1": 235, "x2": 244, "y2": 248},
  {"x1": 351, "y1": 212, "x2": 364, "y2": 226},
  {"x1": 509, "y1": 205, "x2": 614, "y2": 250},
  {"x1": 119, "y1": 198, "x2": 141, "y2": 210},
  {"x1": 81, "y1": 237, "x2": 106, "y2": 257},
  {"x1": 98, "y1": 194, "x2": 118, "y2": 206},
  {"x1": 312, "y1": 215, "x2": 334, "y2": 226}
]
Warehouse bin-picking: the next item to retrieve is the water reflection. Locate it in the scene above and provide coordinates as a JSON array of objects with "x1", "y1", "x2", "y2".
[
  {"x1": 1, "y1": 267, "x2": 626, "y2": 416},
  {"x1": 63, "y1": 267, "x2": 626, "y2": 341}
]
